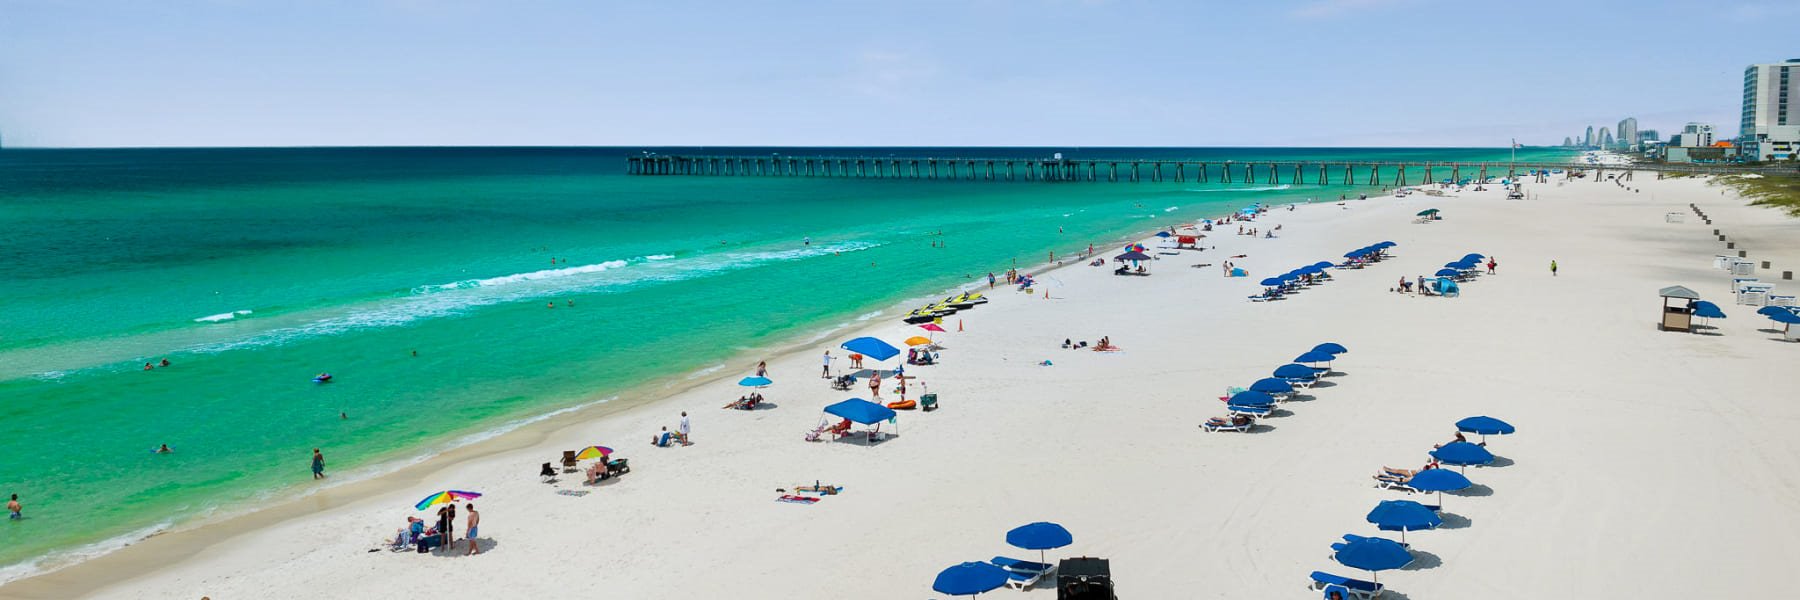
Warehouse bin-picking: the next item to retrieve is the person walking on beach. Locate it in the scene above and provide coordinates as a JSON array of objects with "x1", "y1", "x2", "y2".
[
  {"x1": 464, "y1": 503, "x2": 481, "y2": 555},
  {"x1": 754, "y1": 361, "x2": 767, "y2": 377},
  {"x1": 8, "y1": 494, "x2": 20, "y2": 521},
  {"x1": 311, "y1": 449, "x2": 325, "y2": 480},
  {"x1": 1487, "y1": 257, "x2": 1497, "y2": 275},
  {"x1": 987, "y1": 272, "x2": 995, "y2": 289},
  {"x1": 678, "y1": 411, "x2": 691, "y2": 445},
  {"x1": 869, "y1": 373, "x2": 881, "y2": 399},
  {"x1": 821, "y1": 351, "x2": 833, "y2": 378},
  {"x1": 1550, "y1": 260, "x2": 1558, "y2": 277}
]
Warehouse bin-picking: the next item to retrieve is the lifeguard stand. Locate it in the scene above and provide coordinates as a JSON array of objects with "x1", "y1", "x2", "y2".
[{"x1": 1659, "y1": 285, "x2": 1700, "y2": 332}]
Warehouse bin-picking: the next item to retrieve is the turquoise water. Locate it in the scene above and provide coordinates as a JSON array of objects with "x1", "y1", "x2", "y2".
[{"x1": 0, "y1": 146, "x2": 1571, "y2": 577}]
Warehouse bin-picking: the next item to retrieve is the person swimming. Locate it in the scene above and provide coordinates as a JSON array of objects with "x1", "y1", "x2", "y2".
[
  {"x1": 155, "y1": 444, "x2": 172, "y2": 454},
  {"x1": 158, "y1": 358, "x2": 170, "y2": 367}
]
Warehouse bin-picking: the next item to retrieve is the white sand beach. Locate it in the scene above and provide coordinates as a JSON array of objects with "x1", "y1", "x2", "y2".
[{"x1": 7, "y1": 173, "x2": 1800, "y2": 600}]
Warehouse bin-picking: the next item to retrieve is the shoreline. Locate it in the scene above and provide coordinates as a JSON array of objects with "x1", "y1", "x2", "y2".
[{"x1": 0, "y1": 195, "x2": 1238, "y2": 597}]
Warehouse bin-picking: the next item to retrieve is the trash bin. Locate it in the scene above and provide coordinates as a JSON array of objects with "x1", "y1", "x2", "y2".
[{"x1": 1057, "y1": 557, "x2": 1114, "y2": 600}]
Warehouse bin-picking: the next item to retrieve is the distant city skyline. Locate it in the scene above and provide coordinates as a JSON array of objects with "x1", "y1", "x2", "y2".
[{"x1": 0, "y1": 1, "x2": 1796, "y2": 148}]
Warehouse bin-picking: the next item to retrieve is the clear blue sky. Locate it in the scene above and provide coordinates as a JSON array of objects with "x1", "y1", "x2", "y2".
[{"x1": 2, "y1": 0, "x2": 1794, "y2": 147}]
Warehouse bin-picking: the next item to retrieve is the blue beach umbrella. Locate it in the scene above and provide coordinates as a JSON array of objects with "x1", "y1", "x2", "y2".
[
  {"x1": 1154, "y1": 231, "x2": 1172, "y2": 238},
  {"x1": 1462, "y1": 253, "x2": 1485, "y2": 262},
  {"x1": 1365, "y1": 500, "x2": 1443, "y2": 543},
  {"x1": 1273, "y1": 364, "x2": 1317, "y2": 380},
  {"x1": 1298, "y1": 265, "x2": 1323, "y2": 275},
  {"x1": 1455, "y1": 416, "x2": 1515, "y2": 438},
  {"x1": 1312, "y1": 261, "x2": 1335, "y2": 269},
  {"x1": 1692, "y1": 301, "x2": 1726, "y2": 319},
  {"x1": 1407, "y1": 468, "x2": 1473, "y2": 508},
  {"x1": 1260, "y1": 277, "x2": 1285, "y2": 287},
  {"x1": 1435, "y1": 268, "x2": 1460, "y2": 277},
  {"x1": 1277, "y1": 272, "x2": 1299, "y2": 282},
  {"x1": 1756, "y1": 306, "x2": 1799, "y2": 317},
  {"x1": 1227, "y1": 391, "x2": 1276, "y2": 408},
  {"x1": 1769, "y1": 309, "x2": 1800, "y2": 325},
  {"x1": 1332, "y1": 535, "x2": 1413, "y2": 584},
  {"x1": 841, "y1": 337, "x2": 900, "y2": 362},
  {"x1": 1343, "y1": 250, "x2": 1366, "y2": 258},
  {"x1": 737, "y1": 376, "x2": 773, "y2": 387},
  {"x1": 933, "y1": 561, "x2": 1010, "y2": 596},
  {"x1": 1294, "y1": 350, "x2": 1335, "y2": 365},
  {"x1": 1312, "y1": 342, "x2": 1348, "y2": 355},
  {"x1": 1005, "y1": 521, "x2": 1073, "y2": 567},
  {"x1": 823, "y1": 398, "x2": 897, "y2": 425},
  {"x1": 1248, "y1": 378, "x2": 1294, "y2": 394},
  {"x1": 1430, "y1": 441, "x2": 1495, "y2": 472},
  {"x1": 1377, "y1": 241, "x2": 1396, "y2": 248}
]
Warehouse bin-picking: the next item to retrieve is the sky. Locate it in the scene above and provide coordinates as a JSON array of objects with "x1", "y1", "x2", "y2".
[{"x1": 1, "y1": 0, "x2": 1796, "y2": 148}]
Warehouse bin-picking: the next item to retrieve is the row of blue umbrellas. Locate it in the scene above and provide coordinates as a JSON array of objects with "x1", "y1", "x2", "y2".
[
  {"x1": 1323, "y1": 416, "x2": 1517, "y2": 589},
  {"x1": 1225, "y1": 343, "x2": 1347, "y2": 416},
  {"x1": 1258, "y1": 261, "x2": 1338, "y2": 290},
  {"x1": 933, "y1": 522, "x2": 1073, "y2": 595},
  {"x1": 1433, "y1": 252, "x2": 1485, "y2": 279},
  {"x1": 1343, "y1": 241, "x2": 1397, "y2": 261}
]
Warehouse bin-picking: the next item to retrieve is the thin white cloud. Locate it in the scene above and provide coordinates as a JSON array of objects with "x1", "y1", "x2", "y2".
[{"x1": 1290, "y1": 0, "x2": 1413, "y2": 19}]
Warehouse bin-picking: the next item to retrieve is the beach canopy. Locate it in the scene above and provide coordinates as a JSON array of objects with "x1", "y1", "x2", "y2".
[
  {"x1": 1366, "y1": 500, "x2": 1443, "y2": 542},
  {"x1": 1273, "y1": 364, "x2": 1317, "y2": 379},
  {"x1": 918, "y1": 323, "x2": 947, "y2": 332},
  {"x1": 1435, "y1": 268, "x2": 1460, "y2": 277},
  {"x1": 1006, "y1": 522, "x2": 1073, "y2": 550},
  {"x1": 738, "y1": 376, "x2": 773, "y2": 387},
  {"x1": 414, "y1": 490, "x2": 482, "y2": 511},
  {"x1": 1260, "y1": 277, "x2": 1285, "y2": 287},
  {"x1": 1227, "y1": 391, "x2": 1276, "y2": 408},
  {"x1": 1294, "y1": 350, "x2": 1335, "y2": 364},
  {"x1": 1116, "y1": 251, "x2": 1152, "y2": 262},
  {"x1": 1248, "y1": 378, "x2": 1294, "y2": 394},
  {"x1": 1333, "y1": 535, "x2": 1413, "y2": 578},
  {"x1": 841, "y1": 337, "x2": 900, "y2": 361},
  {"x1": 824, "y1": 398, "x2": 896, "y2": 424},
  {"x1": 1455, "y1": 416, "x2": 1515, "y2": 436},
  {"x1": 932, "y1": 561, "x2": 1010, "y2": 596},
  {"x1": 1417, "y1": 208, "x2": 1440, "y2": 216},
  {"x1": 573, "y1": 445, "x2": 613, "y2": 460},
  {"x1": 1408, "y1": 468, "x2": 1472, "y2": 492},
  {"x1": 1430, "y1": 441, "x2": 1495, "y2": 468},
  {"x1": 904, "y1": 336, "x2": 934, "y2": 347},
  {"x1": 1313, "y1": 342, "x2": 1348, "y2": 355},
  {"x1": 1658, "y1": 285, "x2": 1702, "y2": 300},
  {"x1": 1692, "y1": 301, "x2": 1726, "y2": 319}
]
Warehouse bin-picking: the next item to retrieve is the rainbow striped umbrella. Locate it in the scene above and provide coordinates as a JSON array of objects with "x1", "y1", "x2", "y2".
[
  {"x1": 573, "y1": 445, "x2": 613, "y2": 460},
  {"x1": 414, "y1": 490, "x2": 482, "y2": 511}
]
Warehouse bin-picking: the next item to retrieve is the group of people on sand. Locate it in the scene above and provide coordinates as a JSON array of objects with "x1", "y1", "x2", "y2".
[
  {"x1": 653, "y1": 412, "x2": 692, "y2": 447},
  {"x1": 1061, "y1": 336, "x2": 1116, "y2": 351},
  {"x1": 388, "y1": 502, "x2": 480, "y2": 556}
]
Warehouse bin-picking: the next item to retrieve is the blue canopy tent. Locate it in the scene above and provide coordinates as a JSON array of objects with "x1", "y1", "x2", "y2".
[
  {"x1": 1430, "y1": 441, "x2": 1494, "y2": 472},
  {"x1": 1436, "y1": 278, "x2": 1460, "y2": 297},
  {"x1": 1312, "y1": 342, "x2": 1348, "y2": 355},
  {"x1": 1116, "y1": 251, "x2": 1152, "y2": 262},
  {"x1": 1365, "y1": 500, "x2": 1442, "y2": 543},
  {"x1": 823, "y1": 398, "x2": 897, "y2": 441},
  {"x1": 1005, "y1": 521, "x2": 1073, "y2": 568},
  {"x1": 1227, "y1": 391, "x2": 1276, "y2": 408},
  {"x1": 1331, "y1": 535, "x2": 1413, "y2": 585},
  {"x1": 1407, "y1": 468, "x2": 1473, "y2": 508},
  {"x1": 738, "y1": 376, "x2": 773, "y2": 387},
  {"x1": 933, "y1": 561, "x2": 1010, "y2": 596},
  {"x1": 1248, "y1": 378, "x2": 1294, "y2": 394},
  {"x1": 841, "y1": 337, "x2": 900, "y2": 362},
  {"x1": 1273, "y1": 363, "x2": 1318, "y2": 381}
]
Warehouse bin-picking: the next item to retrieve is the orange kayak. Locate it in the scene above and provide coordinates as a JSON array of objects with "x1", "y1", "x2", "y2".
[{"x1": 886, "y1": 400, "x2": 917, "y2": 410}]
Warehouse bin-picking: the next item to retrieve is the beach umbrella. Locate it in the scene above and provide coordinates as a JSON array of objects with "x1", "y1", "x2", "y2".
[
  {"x1": 1417, "y1": 208, "x2": 1440, "y2": 216},
  {"x1": 841, "y1": 337, "x2": 900, "y2": 361},
  {"x1": 1462, "y1": 253, "x2": 1485, "y2": 262},
  {"x1": 1365, "y1": 500, "x2": 1443, "y2": 543},
  {"x1": 1444, "y1": 261, "x2": 1471, "y2": 269},
  {"x1": 918, "y1": 323, "x2": 947, "y2": 332},
  {"x1": 1298, "y1": 265, "x2": 1323, "y2": 275},
  {"x1": 1692, "y1": 301, "x2": 1726, "y2": 320},
  {"x1": 1430, "y1": 441, "x2": 1495, "y2": 472},
  {"x1": 1455, "y1": 416, "x2": 1515, "y2": 444},
  {"x1": 1259, "y1": 277, "x2": 1285, "y2": 287},
  {"x1": 1006, "y1": 521, "x2": 1073, "y2": 567},
  {"x1": 1435, "y1": 268, "x2": 1460, "y2": 277},
  {"x1": 1755, "y1": 306, "x2": 1798, "y2": 317},
  {"x1": 1313, "y1": 261, "x2": 1335, "y2": 269},
  {"x1": 1154, "y1": 231, "x2": 1172, "y2": 238},
  {"x1": 1377, "y1": 241, "x2": 1396, "y2": 248},
  {"x1": 932, "y1": 561, "x2": 1010, "y2": 596},
  {"x1": 573, "y1": 445, "x2": 613, "y2": 460},
  {"x1": 1295, "y1": 350, "x2": 1335, "y2": 364},
  {"x1": 1277, "y1": 272, "x2": 1299, "y2": 282},
  {"x1": 1408, "y1": 468, "x2": 1473, "y2": 508},
  {"x1": 1273, "y1": 363, "x2": 1316, "y2": 380},
  {"x1": 1768, "y1": 310, "x2": 1800, "y2": 325},
  {"x1": 1313, "y1": 342, "x2": 1348, "y2": 355},
  {"x1": 414, "y1": 490, "x2": 482, "y2": 511},
  {"x1": 1343, "y1": 250, "x2": 1365, "y2": 258},
  {"x1": 1227, "y1": 391, "x2": 1276, "y2": 408},
  {"x1": 1248, "y1": 378, "x2": 1294, "y2": 394},
  {"x1": 823, "y1": 398, "x2": 896, "y2": 425},
  {"x1": 1332, "y1": 535, "x2": 1413, "y2": 584},
  {"x1": 904, "y1": 336, "x2": 934, "y2": 347},
  {"x1": 1122, "y1": 243, "x2": 1146, "y2": 253},
  {"x1": 738, "y1": 376, "x2": 773, "y2": 387}
]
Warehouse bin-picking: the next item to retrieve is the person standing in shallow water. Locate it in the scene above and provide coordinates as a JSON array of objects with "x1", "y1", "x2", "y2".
[
  {"x1": 311, "y1": 448, "x2": 325, "y2": 479},
  {"x1": 8, "y1": 494, "x2": 20, "y2": 520}
]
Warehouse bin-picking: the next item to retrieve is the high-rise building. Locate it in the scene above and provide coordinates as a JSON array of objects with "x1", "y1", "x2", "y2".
[
  {"x1": 1599, "y1": 127, "x2": 1614, "y2": 149},
  {"x1": 1740, "y1": 59, "x2": 1800, "y2": 161},
  {"x1": 1562, "y1": 136, "x2": 1573, "y2": 147},
  {"x1": 1584, "y1": 126, "x2": 1595, "y2": 147},
  {"x1": 1672, "y1": 122, "x2": 1715, "y2": 148},
  {"x1": 1639, "y1": 129, "x2": 1660, "y2": 142},
  {"x1": 1617, "y1": 117, "x2": 1639, "y2": 150}
]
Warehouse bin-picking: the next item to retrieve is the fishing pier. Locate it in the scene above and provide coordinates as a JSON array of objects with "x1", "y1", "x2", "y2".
[{"x1": 627, "y1": 154, "x2": 1781, "y2": 185}]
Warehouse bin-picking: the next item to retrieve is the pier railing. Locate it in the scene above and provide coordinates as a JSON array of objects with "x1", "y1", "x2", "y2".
[{"x1": 627, "y1": 154, "x2": 1792, "y2": 185}]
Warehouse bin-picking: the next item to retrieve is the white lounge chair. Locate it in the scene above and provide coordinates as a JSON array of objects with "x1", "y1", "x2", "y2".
[{"x1": 991, "y1": 556, "x2": 1054, "y2": 590}]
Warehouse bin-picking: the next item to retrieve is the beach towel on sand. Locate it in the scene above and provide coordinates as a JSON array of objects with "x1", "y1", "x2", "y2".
[{"x1": 777, "y1": 494, "x2": 820, "y2": 504}]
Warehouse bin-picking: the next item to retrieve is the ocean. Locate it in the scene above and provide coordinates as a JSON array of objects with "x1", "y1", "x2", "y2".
[{"x1": 0, "y1": 146, "x2": 1571, "y2": 579}]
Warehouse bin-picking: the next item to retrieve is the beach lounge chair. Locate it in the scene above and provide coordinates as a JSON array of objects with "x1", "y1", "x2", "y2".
[
  {"x1": 1226, "y1": 405, "x2": 1271, "y2": 419},
  {"x1": 560, "y1": 450, "x2": 580, "y2": 473},
  {"x1": 991, "y1": 556, "x2": 1055, "y2": 590},
  {"x1": 1372, "y1": 473, "x2": 1418, "y2": 493},
  {"x1": 1308, "y1": 571, "x2": 1383, "y2": 599},
  {"x1": 1202, "y1": 417, "x2": 1253, "y2": 432}
]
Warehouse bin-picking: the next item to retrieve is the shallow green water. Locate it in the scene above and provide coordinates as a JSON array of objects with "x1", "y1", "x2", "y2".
[{"x1": 0, "y1": 146, "x2": 1570, "y2": 578}]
